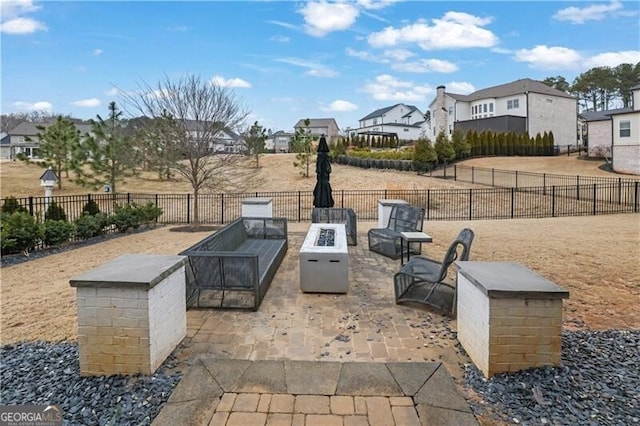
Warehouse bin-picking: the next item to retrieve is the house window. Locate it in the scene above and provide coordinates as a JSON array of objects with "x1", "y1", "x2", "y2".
[
  {"x1": 448, "y1": 106, "x2": 453, "y2": 116},
  {"x1": 620, "y1": 120, "x2": 631, "y2": 138},
  {"x1": 404, "y1": 128, "x2": 409, "y2": 132},
  {"x1": 483, "y1": 104, "x2": 487, "y2": 113},
  {"x1": 373, "y1": 118, "x2": 378, "y2": 125},
  {"x1": 489, "y1": 103, "x2": 494, "y2": 112},
  {"x1": 507, "y1": 99, "x2": 519, "y2": 109}
]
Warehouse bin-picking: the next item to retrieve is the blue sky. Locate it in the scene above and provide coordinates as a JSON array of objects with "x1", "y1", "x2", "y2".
[{"x1": 1, "y1": 0, "x2": 639, "y2": 133}]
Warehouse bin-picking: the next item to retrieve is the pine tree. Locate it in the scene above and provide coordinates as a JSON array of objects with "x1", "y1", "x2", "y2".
[
  {"x1": 245, "y1": 121, "x2": 266, "y2": 168},
  {"x1": 73, "y1": 102, "x2": 140, "y2": 193},
  {"x1": 26, "y1": 116, "x2": 80, "y2": 189},
  {"x1": 434, "y1": 131, "x2": 456, "y2": 165},
  {"x1": 291, "y1": 119, "x2": 314, "y2": 177}
]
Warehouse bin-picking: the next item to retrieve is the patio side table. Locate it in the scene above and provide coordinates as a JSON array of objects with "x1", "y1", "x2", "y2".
[{"x1": 400, "y1": 231, "x2": 432, "y2": 265}]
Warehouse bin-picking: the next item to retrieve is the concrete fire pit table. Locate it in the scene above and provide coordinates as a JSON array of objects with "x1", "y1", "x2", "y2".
[{"x1": 299, "y1": 223, "x2": 348, "y2": 293}]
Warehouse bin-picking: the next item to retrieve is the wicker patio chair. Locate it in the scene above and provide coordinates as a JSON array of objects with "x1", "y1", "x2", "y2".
[
  {"x1": 311, "y1": 207, "x2": 357, "y2": 246},
  {"x1": 367, "y1": 204, "x2": 425, "y2": 259},
  {"x1": 393, "y1": 228, "x2": 474, "y2": 316}
]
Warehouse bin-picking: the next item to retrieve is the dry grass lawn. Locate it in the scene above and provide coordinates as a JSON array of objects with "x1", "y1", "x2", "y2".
[{"x1": 1, "y1": 154, "x2": 639, "y2": 346}]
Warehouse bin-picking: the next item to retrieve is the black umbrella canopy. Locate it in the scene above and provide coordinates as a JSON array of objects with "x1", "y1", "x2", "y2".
[{"x1": 313, "y1": 135, "x2": 334, "y2": 208}]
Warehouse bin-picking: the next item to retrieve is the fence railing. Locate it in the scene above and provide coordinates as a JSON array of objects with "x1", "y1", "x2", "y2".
[{"x1": 6, "y1": 181, "x2": 639, "y2": 226}]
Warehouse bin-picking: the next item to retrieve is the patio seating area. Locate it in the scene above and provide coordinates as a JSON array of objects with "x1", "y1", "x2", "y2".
[{"x1": 163, "y1": 223, "x2": 476, "y2": 425}]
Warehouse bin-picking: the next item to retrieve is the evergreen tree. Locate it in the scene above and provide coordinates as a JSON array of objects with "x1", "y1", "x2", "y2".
[
  {"x1": 548, "y1": 131, "x2": 555, "y2": 156},
  {"x1": 244, "y1": 121, "x2": 266, "y2": 168},
  {"x1": 451, "y1": 129, "x2": 470, "y2": 159},
  {"x1": 412, "y1": 137, "x2": 437, "y2": 173},
  {"x1": 26, "y1": 116, "x2": 80, "y2": 189},
  {"x1": 291, "y1": 119, "x2": 314, "y2": 178},
  {"x1": 434, "y1": 131, "x2": 456, "y2": 165},
  {"x1": 73, "y1": 102, "x2": 140, "y2": 193}
]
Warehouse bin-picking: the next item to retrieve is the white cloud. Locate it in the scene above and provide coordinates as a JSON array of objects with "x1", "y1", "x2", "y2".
[
  {"x1": 584, "y1": 50, "x2": 640, "y2": 68},
  {"x1": 92, "y1": 49, "x2": 103, "y2": 56},
  {"x1": 392, "y1": 58, "x2": 458, "y2": 73},
  {"x1": 446, "y1": 81, "x2": 475, "y2": 95},
  {"x1": 105, "y1": 87, "x2": 119, "y2": 96},
  {"x1": 210, "y1": 75, "x2": 252, "y2": 88},
  {"x1": 306, "y1": 68, "x2": 339, "y2": 78},
  {"x1": 368, "y1": 12, "x2": 498, "y2": 50},
  {"x1": 322, "y1": 100, "x2": 358, "y2": 112},
  {"x1": 0, "y1": 17, "x2": 46, "y2": 34},
  {"x1": 14, "y1": 101, "x2": 52, "y2": 111},
  {"x1": 346, "y1": 47, "x2": 414, "y2": 63},
  {"x1": 553, "y1": 1, "x2": 625, "y2": 24},
  {"x1": 0, "y1": 0, "x2": 46, "y2": 34},
  {"x1": 71, "y1": 98, "x2": 101, "y2": 108},
  {"x1": 357, "y1": 0, "x2": 401, "y2": 10},
  {"x1": 514, "y1": 45, "x2": 583, "y2": 70},
  {"x1": 299, "y1": 1, "x2": 359, "y2": 37},
  {"x1": 268, "y1": 20, "x2": 299, "y2": 31},
  {"x1": 270, "y1": 35, "x2": 290, "y2": 43},
  {"x1": 361, "y1": 74, "x2": 433, "y2": 102},
  {"x1": 275, "y1": 57, "x2": 338, "y2": 78}
]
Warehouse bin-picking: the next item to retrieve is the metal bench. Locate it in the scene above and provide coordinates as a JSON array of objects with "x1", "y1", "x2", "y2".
[{"x1": 180, "y1": 217, "x2": 288, "y2": 310}]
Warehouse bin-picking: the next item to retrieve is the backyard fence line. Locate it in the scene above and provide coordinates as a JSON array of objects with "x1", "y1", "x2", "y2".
[{"x1": 6, "y1": 181, "x2": 639, "y2": 225}]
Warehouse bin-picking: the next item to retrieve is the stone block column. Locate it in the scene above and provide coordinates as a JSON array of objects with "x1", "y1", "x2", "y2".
[
  {"x1": 455, "y1": 261, "x2": 569, "y2": 377},
  {"x1": 242, "y1": 197, "x2": 273, "y2": 218},
  {"x1": 70, "y1": 254, "x2": 187, "y2": 376}
]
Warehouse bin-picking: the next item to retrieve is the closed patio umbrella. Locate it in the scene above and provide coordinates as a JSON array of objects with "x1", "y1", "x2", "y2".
[{"x1": 313, "y1": 135, "x2": 334, "y2": 208}]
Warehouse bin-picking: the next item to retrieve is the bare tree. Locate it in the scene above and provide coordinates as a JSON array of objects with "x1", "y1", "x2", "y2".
[{"x1": 121, "y1": 74, "x2": 260, "y2": 226}]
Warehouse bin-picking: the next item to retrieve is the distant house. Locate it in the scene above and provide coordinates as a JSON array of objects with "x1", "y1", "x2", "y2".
[
  {"x1": 293, "y1": 118, "x2": 340, "y2": 143},
  {"x1": 2, "y1": 121, "x2": 92, "y2": 160},
  {"x1": 580, "y1": 108, "x2": 632, "y2": 158},
  {"x1": 271, "y1": 131, "x2": 294, "y2": 153},
  {"x1": 609, "y1": 84, "x2": 640, "y2": 175},
  {"x1": 355, "y1": 103, "x2": 427, "y2": 141},
  {"x1": 183, "y1": 120, "x2": 245, "y2": 154},
  {"x1": 427, "y1": 78, "x2": 577, "y2": 146}
]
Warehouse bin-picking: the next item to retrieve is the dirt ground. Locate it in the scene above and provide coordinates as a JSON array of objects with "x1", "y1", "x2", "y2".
[{"x1": 1, "y1": 154, "x2": 639, "y2": 345}]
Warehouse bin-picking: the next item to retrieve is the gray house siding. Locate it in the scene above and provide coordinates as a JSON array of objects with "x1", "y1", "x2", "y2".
[{"x1": 455, "y1": 115, "x2": 526, "y2": 134}]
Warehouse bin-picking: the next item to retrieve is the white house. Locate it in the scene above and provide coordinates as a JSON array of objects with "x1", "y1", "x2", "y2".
[
  {"x1": 609, "y1": 84, "x2": 640, "y2": 175},
  {"x1": 354, "y1": 103, "x2": 426, "y2": 141},
  {"x1": 271, "y1": 131, "x2": 293, "y2": 153},
  {"x1": 580, "y1": 108, "x2": 631, "y2": 158},
  {"x1": 427, "y1": 79, "x2": 577, "y2": 146}
]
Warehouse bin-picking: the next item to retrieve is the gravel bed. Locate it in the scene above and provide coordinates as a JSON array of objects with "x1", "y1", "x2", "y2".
[
  {"x1": 463, "y1": 329, "x2": 640, "y2": 425},
  {"x1": 0, "y1": 341, "x2": 182, "y2": 425}
]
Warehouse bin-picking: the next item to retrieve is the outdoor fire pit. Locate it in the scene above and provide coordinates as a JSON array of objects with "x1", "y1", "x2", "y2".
[{"x1": 299, "y1": 223, "x2": 348, "y2": 293}]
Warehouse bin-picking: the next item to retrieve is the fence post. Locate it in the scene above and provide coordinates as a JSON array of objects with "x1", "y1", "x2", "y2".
[
  {"x1": 426, "y1": 190, "x2": 430, "y2": 221},
  {"x1": 468, "y1": 189, "x2": 472, "y2": 220},
  {"x1": 511, "y1": 188, "x2": 515, "y2": 219},
  {"x1": 491, "y1": 168, "x2": 495, "y2": 187},
  {"x1": 552, "y1": 186, "x2": 556, "y2": 217},
  {"x1": 28, "y1": 196, "x2": 34, "y2": 217},
  {"x1": 454, "y1": 165, "x2": 457, "y2": 181},
  {"x1": 186, "y1": 194, "x2": 191, "y2": 224},
  {"x1": 618, "y1": 178, "x2": 622, "y2": 205},
  {"x1": 127, "y1": 193, "x2": 131, "y2": 204},
  {"x1": 543, "y1": 174, "x2": 546, "y2": 196},
  {"x1": 576, "y1": 176, "x2": 580, "y2": 201},
  {"x1": 341, "y1": 190, "x2": 344, "y2": 208},
  {"x1": 515, "y1": 171, "x2": 518, "y2": 189},
  {"x1": 593, "y1": 184, "x2": 597, "y2": 215},
  {"x1": 221, "y1": 194, "x2": 224, "y2": 224},
  {"x1": 635, "y1": 181, "x2": 639, "y2": 213},
  {"x1": 298, "y1": 191, "x2": 301, "y2": 222},
  {"x1": 155, "y1": 194, "x2": 159, "y2": 223}
]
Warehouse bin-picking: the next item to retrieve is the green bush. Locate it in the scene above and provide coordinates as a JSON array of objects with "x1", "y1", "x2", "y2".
[
  {"x1": 0, "y1": 211, "x2": 43, "y2": 255},
  {"x1": 44, "y1": 202, "x2": 67, "y2": 222},
  {"x1": 74, "y1": 214, "x2": 102, "y2": 239},
  {"x1": 136, "y1": 202, "x2": 163, "y2": 226},
  {"x1": 43, "y1": 220, "x2": 75, "y2": 246},
  {"x1": 1, "y1": 196, "x2": 27, "y2": 214},
  {"x1": 111, "y1": 204, "x2": 141, "y2": 232},
  {"x1": 82, "y1": 199, "x2": 101, "y2": 216}
]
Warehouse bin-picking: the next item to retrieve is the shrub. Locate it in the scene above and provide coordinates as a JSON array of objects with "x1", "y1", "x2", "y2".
[
  {"x1": 111, "y1": 204, "x2": 141, "y2": 232},
  {"x1": 43, "y1": 220, "x2": 75, "y2": 246},
  {"x1": 82, "y1": 199, "x2": 101, "y2": 216},
  {"x1": 136, "y1": 202, "x2": 163, "y2": 226},
  {"x1": 44, "y1": 202, "x2": 67, "y2": 222},
  {"x1": 74, "y1": 214, "x2": 102, "y2": 239},
  {"x1": 0, "y1": 211, "x2": 43, "y2": 255},
  {"x1": 1, "y1": 196, "x2": 27, "y2": 214}
]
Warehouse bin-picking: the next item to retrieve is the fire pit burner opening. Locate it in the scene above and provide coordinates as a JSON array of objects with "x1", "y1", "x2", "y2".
[{"x1": 316, "y1": 228, "x2": 335, "y2": 246}]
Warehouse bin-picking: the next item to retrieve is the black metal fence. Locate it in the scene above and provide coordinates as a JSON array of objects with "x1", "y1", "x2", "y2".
[{"x1": 6, "y1": 181, "x2": 639, "y2": 226}]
